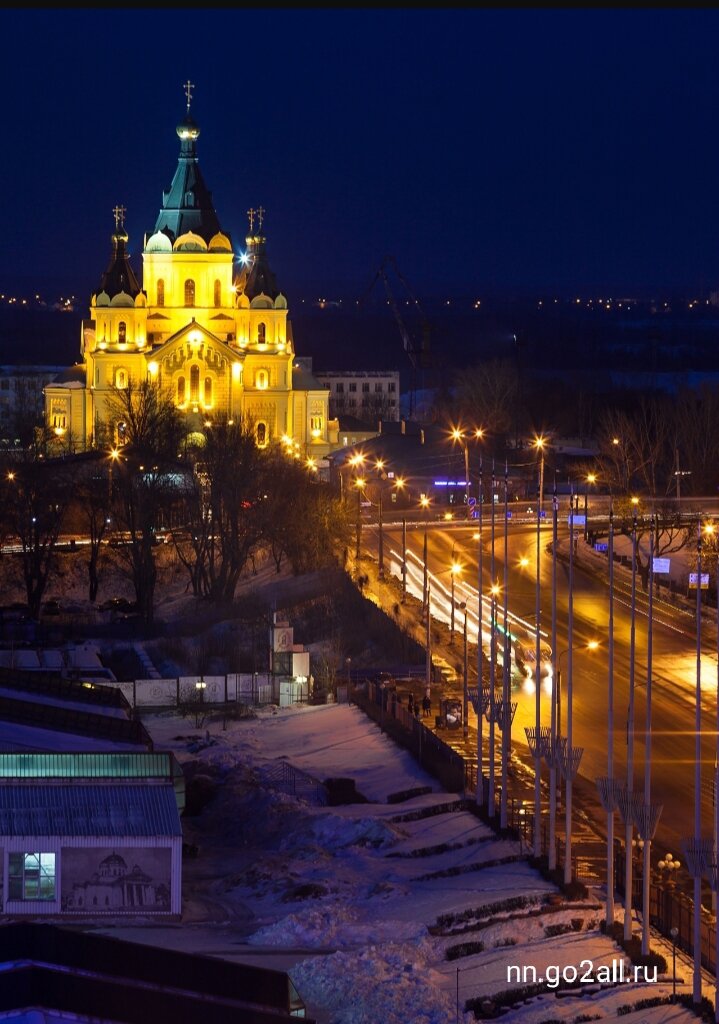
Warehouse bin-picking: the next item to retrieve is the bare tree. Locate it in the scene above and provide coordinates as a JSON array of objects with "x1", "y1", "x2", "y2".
[
  {"x1": 454, "y1": 358, "x2": 519, "y2": 443},
  {"x1": 104, "y1": 380, "x2": 185, "y2": 625},
  {"x1": 674, "y1": 382, "x2": 719, "y2": 497},
  {"x1": 0, "y1": 454, "x2": 75, "y2": 619}
]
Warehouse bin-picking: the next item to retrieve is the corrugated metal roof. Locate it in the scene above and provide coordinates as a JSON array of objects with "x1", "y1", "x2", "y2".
[
  {"x1": 0, "y1": 752, "x2": 176, "y2": 779},
  {"x1": 0, "y1": 783, "x2": 181, "y2": 837}
]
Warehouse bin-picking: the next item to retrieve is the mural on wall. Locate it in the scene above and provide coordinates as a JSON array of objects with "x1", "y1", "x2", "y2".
[{"x1": 61, "y1": 848, "x2": 171, "y2": 913}]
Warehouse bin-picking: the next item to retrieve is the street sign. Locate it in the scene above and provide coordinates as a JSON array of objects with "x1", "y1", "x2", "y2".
[
  {"x1": 506, "y1": 511, "x2": 512, "y2": 519},
  {"x1": 653, "y1": 557, "x2": 671, "y2": 574},
  {"x1": 568, "y1": 514, "x2": 586, "y2": 525},
  {"x1": 595, "y1": 542, "x2": 608, "y2": 552},
  {"x1": 689, "y1": 573, "x2": 710, "y2": 589},
  {"x1": 540, "y1": 510, "x2": 547, "y2": 518}
]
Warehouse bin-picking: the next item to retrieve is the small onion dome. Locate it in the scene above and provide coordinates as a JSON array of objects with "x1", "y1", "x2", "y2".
[
  {"x1": 274, "y1": 292, "x2": 287, "y2": 309},
  {"x1": 250, "y1": 292, "x2": 274, "y2": 309},
  {"x1": 113, "y1": 226, "x2": 129, "y2": 245},
  {"x1": 177, "y1": 113, "x2": 200, "y2": 141},
  {"x1": 173, "y1": 230, "x2": 207, "y2": 252},
  {"x1": 95, "y1": 290, "x2": 111, "y2": 307},
  {"x1": 208, "y1": 231, "x2": 232, "y2": 252},
  {"x1": 110, "y1": 290, "x2": 135, "y2": 307},
  {"x1": 145, "y1": 230, "x2": 173, "y2": 253}
]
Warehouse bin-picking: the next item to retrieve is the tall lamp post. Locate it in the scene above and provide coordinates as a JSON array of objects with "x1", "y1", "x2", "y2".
[
  {"x1": 556, "y1": 641, "x2": 599, "y2": 739},
  {"x1": 532, "y1": 435, "x2": 547, "y2": 517},
  {"x1": 451, "y1": 426, "x2": 484, "y2": 519},
  {"x1": 420, "y1": 495, "x2": 431, "y2": 621},
  {"x1": 449, "y1": 555, "x2": 462, "y2": 644},
  {"x1": 353, "y1": 475, "x2": 366, "y2": 561}
]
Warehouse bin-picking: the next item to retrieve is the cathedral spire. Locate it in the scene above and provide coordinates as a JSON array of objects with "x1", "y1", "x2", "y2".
[
  {"x1": 149, "y1": 83, "x2": 225, "y2": 246},
  {"x1": 96, "y1": 207, "x2": 140, "y2": 300}
]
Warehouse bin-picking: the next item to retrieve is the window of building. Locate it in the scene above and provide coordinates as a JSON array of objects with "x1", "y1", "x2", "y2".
[
  {"x1": 115, "y1": 368, "x2": 128, "y2": 389},
  {"x1": 349, "y1": 398, "x2": 357, "y2": 408},
  {"x1": 157, "y1": 279, "x2": 165, "y2": 307},
  {"x1": 255, "y1": 369, "x2": 269, "y2": 389},
  {"x1": 118, "y1": 321, "x2": 127, "y2": 344},
  {"x1": 375, "y1": 382, "x2": 383, "y2": 393},
  {"x1": 336, "y1": 382, "x2": 344, "y2": 394},
  {"x1": 388, "y1": 381, "x2": 396, "y2": 393},
  {"x1": 362, "y1": 396, "x2": 369, "y2": 407},
  {"x1": 256, "y1": 421, "x2": 268, "y2": 447},
  {"x1": 310, "y1": 415, "x2": 323, "y2": 436},
  {"x1": 177, "y1": 376, "x2": 186, "y2": 404},
  {"x1": 184, "y1": 279, "x2": 195, "y2": 307},
  {"x1": 362, "y1": 382, "x2": 370, "y2": 393},
  {"x1": 8, "y1": 852, "x2": 56, "y2": 901},
  {"x1": 204, "y1": 377, "x2": 212, "y2": 406},
  {"x1": 349, "y1": 383, "x2": 357, "y2": 393},
  {"x1": 214, "y1": 279, "x2": 221, "y2": 307},
  {"x1": 257, "y1": 322, "x2": 266, "y2": 344},
  {"x1": 190, "y1": 365, "x2": 200, "y2": 402}
]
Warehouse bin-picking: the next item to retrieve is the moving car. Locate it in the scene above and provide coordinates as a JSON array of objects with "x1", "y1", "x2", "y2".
[{"x1": 513, "y1": 628, "x2": 552, "y2": 679}]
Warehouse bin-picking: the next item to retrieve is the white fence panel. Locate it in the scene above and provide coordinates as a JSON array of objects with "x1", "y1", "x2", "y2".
[{"x1": 135, "y1": 678, "x2": 178, "y2": 707}]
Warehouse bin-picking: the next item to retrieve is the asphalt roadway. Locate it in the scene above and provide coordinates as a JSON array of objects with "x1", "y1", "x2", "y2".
[{"x1": 377, "y1": 518, "x2": 719, "y2": 867}]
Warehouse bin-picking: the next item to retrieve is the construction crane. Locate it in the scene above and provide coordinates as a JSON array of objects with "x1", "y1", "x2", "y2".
[{"x1": 361, "y1": 256, "x2": 431, "y2": 419}]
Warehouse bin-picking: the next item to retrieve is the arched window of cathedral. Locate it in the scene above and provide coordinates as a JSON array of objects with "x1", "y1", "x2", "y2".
[
  {"x1": 157, "y1": 279, "x2": 165, "y2": 307},
  {"x1": 115, "y1": 368, "x2": 128, "y2": 389},
  {"x1": 190, "y1": 365, "x2": 200, "y2": 402},
  {"x1": 257, "y1": 322, "x2": 266, "y2": 344},
  {"x1": 184, "y1": 279, "x2": 195, "y2": 307},
  {"x1": 214, "y1": 279, "x2": 221, "y2": 307},
  {"x1": 118, "y1": 321, "x2": 127, "y2": 344},
  {"x1": 256, "y1": 421, "x2": 268, "y2": 447},
  {"x1": 204, "y1": 377, "x2": 212, "y2": 406},
  {"x1": 255, "y1": 369, "x2": 269, "y2": 390},
  {"x1": 177, "y1": 377, "x2": 186, "y2": 404}
]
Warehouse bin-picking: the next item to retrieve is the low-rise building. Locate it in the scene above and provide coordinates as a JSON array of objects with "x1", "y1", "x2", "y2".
[{"x1": 314, "y1": 368, "x2": 400, "y2": 423}]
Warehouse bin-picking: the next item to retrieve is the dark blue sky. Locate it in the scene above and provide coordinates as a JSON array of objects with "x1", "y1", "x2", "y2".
[{"x1": 3, "y1": 8, "x2": 719, "y2": 302}]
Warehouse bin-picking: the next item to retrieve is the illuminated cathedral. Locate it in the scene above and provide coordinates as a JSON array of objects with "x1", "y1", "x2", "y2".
[{"x1": 45, "y1": 83, "x2": 338, "y2": 455}]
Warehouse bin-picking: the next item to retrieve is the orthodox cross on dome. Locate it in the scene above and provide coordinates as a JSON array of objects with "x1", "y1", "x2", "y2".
[
  {"x1": 247, "y1": 207, "x2": 256, "y2": 232},
  {"x1": 257, "y1": 206, "x2": 265, "y2": 230},
  {"x1": 183, "y1": 79, "x2": 195, "y2": 112},
  {"x1": 113, "y1": 205, "x2": 126, "y2": 230}
]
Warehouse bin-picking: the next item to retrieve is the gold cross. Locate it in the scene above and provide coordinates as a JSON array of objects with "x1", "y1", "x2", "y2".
[
  {"x1": 247, "y1": 208, "x2": 255, "y2": 232},
  {"x1": 113, "y1": 205, "x2": 126, "y2": 230},
  {"x1": 257, "y1": 206, "x2": 265, "y2": 230},
  {"x1": 184, "y1": 80, "x2": 195, "y2": 111}
]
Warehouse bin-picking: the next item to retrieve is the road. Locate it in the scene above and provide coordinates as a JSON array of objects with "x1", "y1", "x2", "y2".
[{"x1": 376, "y1": 518, "x2": 719, "y2": 861}]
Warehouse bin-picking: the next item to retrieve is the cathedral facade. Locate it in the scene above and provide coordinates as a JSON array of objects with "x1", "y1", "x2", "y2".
[{"x1": 45, "y1": 88, "x2": 338, "y2": 456}]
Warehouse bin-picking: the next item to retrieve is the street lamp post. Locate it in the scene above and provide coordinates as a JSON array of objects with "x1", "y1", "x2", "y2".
[
  {"x1": 354, "y1": 476, "x2": 365, "y2": 561},
  {"x1": 670, "y1": 926, "x2": 679, "y2": 1002},
  {"x1": 401, "y1": 515, "x2": 407, "y2": 602},
  {"x1": 532, "y1": 436, "x2": 546, "y2": 518},
  {"x1": 584, "y1": 473, "x2": 596, "y2": 542},
  {"x1": 451, "y1": 427, "x2": 484, "y2": 519},
  {"x1": 449, "y1": 556, "x2": 462, "y2": 644},
  {"x1": 476, "y1": 457, "x2": 485, "y2": 805},
  {"x1": 420, "y1": 496, "x2": 430, "y2": 621},
  {"x1": 622, "y1": 500, "x2": 639, "y2": 943},
  {"x1": 463, "y1": 606, "x2": 469, "y2": 740},
  {"x1": 501, "y1": 460, "x2": 511, "y2": 830},
  {"x1": 488, "y1": 582, "x2": 500, "y2": 817}
]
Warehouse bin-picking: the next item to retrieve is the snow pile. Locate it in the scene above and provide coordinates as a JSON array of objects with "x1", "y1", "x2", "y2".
[
  {"x1": 290, "y1": 939, "x2": 474, "y2": 1024},
  {"x1": 248, "y1": 901, "x2": 427, "y2": 948}
]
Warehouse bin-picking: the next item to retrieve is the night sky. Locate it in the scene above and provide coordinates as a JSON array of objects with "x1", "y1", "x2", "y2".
[{"x1": 3, "y1": 8, "x2": 719, "y2": 303}]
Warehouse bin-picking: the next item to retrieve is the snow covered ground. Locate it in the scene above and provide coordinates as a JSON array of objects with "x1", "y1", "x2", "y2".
[{"x1": 102, "y1": 702, "x2": 705, "y2": 1024}]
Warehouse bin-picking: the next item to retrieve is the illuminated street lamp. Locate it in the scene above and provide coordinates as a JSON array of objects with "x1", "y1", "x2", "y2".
[
  {"x1": 488, "y1": 581, "x2": 501, "y2": 816},
  {"x1": 531, "y1": 435, "x2": 547, "y2": 517},
  {"x1": 584, "y1": 472, "x2": 597, "y2": 541},
  {"x1": 354, "y1": 476, "x2": 366, "y2": 560},
  {"x1": 449, "y1": 557, "x2": 462, "y2": 643},
  {"x1": 450, "y1": 426, "x2": 484, "y2": 518},
  {"x1": 420, "y1": 496, "x2": 431, "y2": 621}
]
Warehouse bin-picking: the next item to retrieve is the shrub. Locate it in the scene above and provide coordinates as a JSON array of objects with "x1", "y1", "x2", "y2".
[{"x1": 446, "y1": 940, "x2": 484, "y2": 961}]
